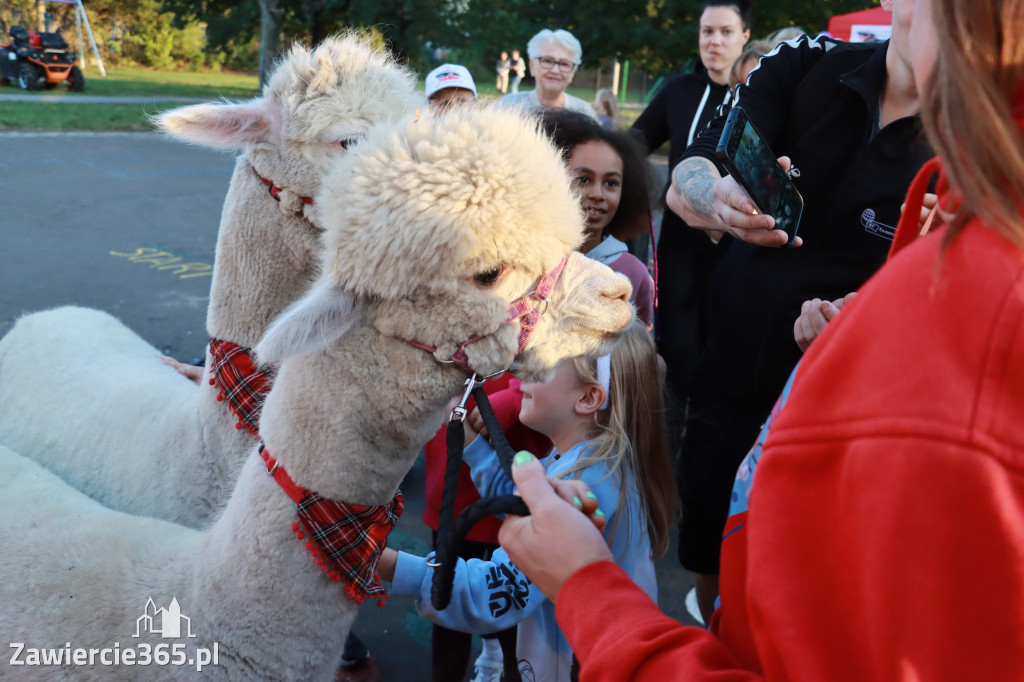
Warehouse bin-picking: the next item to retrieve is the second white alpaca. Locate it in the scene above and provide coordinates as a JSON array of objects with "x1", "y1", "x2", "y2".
[{"x1": 0, "y1": 35, "x2": 420, "y2": 527}]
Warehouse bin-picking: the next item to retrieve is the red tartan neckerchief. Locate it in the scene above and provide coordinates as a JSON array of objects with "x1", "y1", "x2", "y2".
[
  {"x1": 406, "y1": 253, "x2": 570, "y2": 372},
  {"x1": 208, "y1": 338, "x2": 278, "y2": 435},
  {"x1": 260, "y1": 445, "x2": 404, "y2": 606}
]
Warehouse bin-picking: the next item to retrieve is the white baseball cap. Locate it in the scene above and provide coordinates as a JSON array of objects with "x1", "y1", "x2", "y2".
[{"x1": 425, "y1": 64, "x2": 478, "y2": 99}]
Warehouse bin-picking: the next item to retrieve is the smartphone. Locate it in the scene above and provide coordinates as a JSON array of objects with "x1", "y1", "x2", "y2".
[{"x1": 715, "y1": 106, "x2": 803, "y2": 246}]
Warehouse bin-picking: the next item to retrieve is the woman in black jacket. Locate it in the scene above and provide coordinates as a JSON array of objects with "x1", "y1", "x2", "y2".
[{"x1": 631, "y1": 0, "x2": 751, "y2": 442}]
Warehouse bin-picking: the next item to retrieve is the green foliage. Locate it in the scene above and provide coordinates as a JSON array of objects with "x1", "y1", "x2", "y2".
[
  {"x1": 438, "y1": 0, "x2": 879, "y2": 78},
  {"x1": 120, "y1": 2, "x2": 177, "y2": 69},
  {"x1": 0, "y1": 1, "x2": 38, "y2": 33},
  {"x1": 3, "y1": 0, "x2": 882, "y2": 84},
  {"x1": 0, "y1": 0, "x2": 231, "y2": 71}
]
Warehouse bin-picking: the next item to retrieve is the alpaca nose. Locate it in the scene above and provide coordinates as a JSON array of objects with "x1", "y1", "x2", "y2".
[{"x1": 600, "y1": 272, "x2": 632, "y2": 303}]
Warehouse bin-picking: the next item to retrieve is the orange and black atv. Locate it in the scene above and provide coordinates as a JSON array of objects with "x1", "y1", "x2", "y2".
[{"x1": 0, "y1": 26, "x2": 84, "y2": 91}]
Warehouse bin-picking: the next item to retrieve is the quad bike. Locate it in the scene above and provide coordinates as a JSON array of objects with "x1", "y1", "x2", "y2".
[{"x1": 0, "y1": 25, "x2": 84, "y2": 91}]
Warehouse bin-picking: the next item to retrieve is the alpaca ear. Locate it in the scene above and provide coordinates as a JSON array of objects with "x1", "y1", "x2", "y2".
[
  {"x1": 254, "y1": 282, "x2": 360, "y2": 364},
  {"x1": 154, "y1": 99, "x2": 274, "y2": 149}
]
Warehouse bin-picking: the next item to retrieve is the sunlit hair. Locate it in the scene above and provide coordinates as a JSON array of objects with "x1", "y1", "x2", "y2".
[
  {"x1": 700, "y1": 0, "x2": 751, "y2": 31},
  {"x1": 539, "y1": 109, "x2": 655, "y2": 242},
  {"x1": 559, "y1": 320, "x2": 678, "y2": 559},
  {"x1": 730, "y1": 39, "x2": 770, "y2": 89},
  {"x1": 764, "y1": 25, "x2": 805, "y2": 45},
  {"x1": 526, "y1": 29, "x2": 583, "y2": 64},
  {"x1": 923, "y1": 0, "x2": 1024, "y2": 247}
]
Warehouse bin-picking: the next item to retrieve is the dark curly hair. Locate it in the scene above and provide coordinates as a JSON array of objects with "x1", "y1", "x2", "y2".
[{"x1": 538, "y1": 109, "x2": 655, "y2": 242}]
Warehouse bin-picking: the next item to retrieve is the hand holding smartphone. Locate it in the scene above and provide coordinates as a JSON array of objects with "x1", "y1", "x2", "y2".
[{"x1": 716, "y1": 106, "x2": 804, "y2": 246}]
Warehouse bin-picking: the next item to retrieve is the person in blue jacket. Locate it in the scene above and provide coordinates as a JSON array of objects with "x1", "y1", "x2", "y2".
[{"x1": 379, "y1": 321, "x2": 677, "y2": 682}]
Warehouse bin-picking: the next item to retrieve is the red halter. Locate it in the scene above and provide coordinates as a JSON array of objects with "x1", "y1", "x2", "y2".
[
  {"x1": 253, "y1": 167, "x2": 314, "y2": 206},
  {"x1": 407, "y1": 253, "x2": 570, "y2": 373}
]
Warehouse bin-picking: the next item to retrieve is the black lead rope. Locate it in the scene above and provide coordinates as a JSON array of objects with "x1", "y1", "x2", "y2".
[
  {"x1": 430, "y1": 377, "x2": 531, "y2": 610},
  {"x1": 471, "y1": 385, "x2": 517, "y2": 479}
]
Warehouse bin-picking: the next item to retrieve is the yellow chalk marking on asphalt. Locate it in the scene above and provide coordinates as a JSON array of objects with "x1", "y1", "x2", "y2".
[{"x1": 110, "y1": 247, "x2": 212, "y2": 279}]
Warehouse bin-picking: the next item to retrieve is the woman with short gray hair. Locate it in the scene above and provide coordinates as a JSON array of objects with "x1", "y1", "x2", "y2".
[{"x1": 495, "y1": 29, "x2": 597, "y2": 119}]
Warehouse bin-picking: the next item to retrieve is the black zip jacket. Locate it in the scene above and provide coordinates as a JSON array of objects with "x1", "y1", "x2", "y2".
[
  {"x1": 685, "y1": 35, "x2": 934, "y2": 408},
  {"x1": 632, "y1": 65, "x2": 734, "y2": 402},
  {"x1": 676, "y1": 36, "x2": 935, "y2": 573}
]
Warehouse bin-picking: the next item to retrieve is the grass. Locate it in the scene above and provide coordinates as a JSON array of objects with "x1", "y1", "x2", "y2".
[
  {"x1": 0, "y1": 64, "x2": 259, "y2": 131},
  {"x1": 78, "y1": 65, "x2": 259, "y2": 99},
  {"x1": 0, "y1": 65, "x2": 652, "y2": 132},
  {"x1": 0, "y1": 101, "x2": 184, "y2": 130}
]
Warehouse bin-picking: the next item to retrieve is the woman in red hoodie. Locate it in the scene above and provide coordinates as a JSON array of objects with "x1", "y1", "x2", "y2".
[{"x1": 497, "y1": 0, "x2": 1024, "y2": 677}]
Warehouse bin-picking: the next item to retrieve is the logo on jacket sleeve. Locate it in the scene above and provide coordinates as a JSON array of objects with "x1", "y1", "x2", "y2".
[{"x1": 861, "y1": 208, "x2": 895, "y2": 240}]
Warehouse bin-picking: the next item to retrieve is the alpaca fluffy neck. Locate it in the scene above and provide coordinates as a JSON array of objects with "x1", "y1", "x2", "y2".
[
  {"x1": 206, "y1": 157, "x2": 323, "y2": 348},
  {"x1": 190, "y1": 456, "x2": 353, "y2": 680},
  {"x1": 258, "y1": 323, "x2": 466, "y2": 503},
  {"x1": 186, "y1": 325, "x2": 464, "y2": 679}
]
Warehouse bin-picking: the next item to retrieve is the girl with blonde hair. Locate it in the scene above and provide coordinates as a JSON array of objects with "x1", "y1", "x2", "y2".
[{"x1": 380, "y1": 319, "x2": 676, "y2": 682}]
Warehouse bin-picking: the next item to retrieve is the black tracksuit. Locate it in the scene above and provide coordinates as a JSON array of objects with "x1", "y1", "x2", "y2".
[
  {"x1": 677, "y1": 36, "x2": 935, "y2": 574},
  {"x1": 631, "y1": 64, "x2": 733, "y2": 425}
]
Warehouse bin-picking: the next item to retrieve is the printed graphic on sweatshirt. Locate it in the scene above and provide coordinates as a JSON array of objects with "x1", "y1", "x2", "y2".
[{"x1": 486, "y1": 563, "x2": 531, "y2": 618}]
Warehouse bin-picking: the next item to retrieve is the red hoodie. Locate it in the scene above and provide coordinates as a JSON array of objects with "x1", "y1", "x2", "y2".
[
  {"x1": 422, "y1": 373, "x2": 551, "y2": 543},
  {"x1": 556, "y1": 211, "x2": 1024, "y2": 679}
]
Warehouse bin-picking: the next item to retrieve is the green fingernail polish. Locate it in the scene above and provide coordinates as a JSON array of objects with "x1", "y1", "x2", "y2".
[
  {"x1": 513, "y1": 451, "x2": 533, "y2": 466},
  {"x1": 572, "y1": 496, "x2": 583, "y2": 508},
  {"x1": 584, "y1": 491, "x2": 598, "y2": 500},
  {"x1": 594, "y1": 509, "x2": 605, "y2": 518}
]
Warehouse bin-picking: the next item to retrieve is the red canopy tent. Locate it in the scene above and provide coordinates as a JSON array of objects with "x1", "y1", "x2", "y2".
[{"x1": 827, "y1": 6, "x2": 892, "y2": 42}]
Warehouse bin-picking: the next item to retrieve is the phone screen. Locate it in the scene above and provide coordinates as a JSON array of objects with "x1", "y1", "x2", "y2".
[{"x1": 716, "y1": 107, "x2": 803, "y2": 244}]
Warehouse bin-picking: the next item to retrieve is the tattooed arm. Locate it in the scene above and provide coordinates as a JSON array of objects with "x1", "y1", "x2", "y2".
[{"x1": 666, "y1": 156, "x2": 802, "y2": 247}]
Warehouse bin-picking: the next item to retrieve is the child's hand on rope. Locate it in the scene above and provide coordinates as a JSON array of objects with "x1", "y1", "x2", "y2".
[{"x1": 465, "y1": 407, "x2": 489, "y2": 445}]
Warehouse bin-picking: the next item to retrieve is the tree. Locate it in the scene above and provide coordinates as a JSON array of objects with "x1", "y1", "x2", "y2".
[{"x1": 258, "y1": 0, "x2": 282, "y2": 87}]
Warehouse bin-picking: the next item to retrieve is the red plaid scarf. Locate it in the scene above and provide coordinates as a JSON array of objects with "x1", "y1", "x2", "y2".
[
  {"x1": 208, "y1": 338, "x2": 278, "y2": 435},
  {"x1": 261, "y1": 446, "x2": 404, "y2": 606}
]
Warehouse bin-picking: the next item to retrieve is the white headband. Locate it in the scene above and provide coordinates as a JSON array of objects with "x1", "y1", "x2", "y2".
[{"x1": 596, "y1": 354, "x2": 611, "y2": 410}]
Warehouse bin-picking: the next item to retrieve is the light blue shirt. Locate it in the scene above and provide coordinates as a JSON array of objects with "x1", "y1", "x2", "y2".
[{"x1": 391, "y1": 439, "x2": 656, "y2": 682}]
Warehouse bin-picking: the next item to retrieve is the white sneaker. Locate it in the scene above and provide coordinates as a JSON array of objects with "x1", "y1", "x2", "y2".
[
  {"x1": 470, "y1": 653, "x2": 503, "y2": 682},
  {"x1": 685, "y1": 586, "x2": 706, "y2": 626}
]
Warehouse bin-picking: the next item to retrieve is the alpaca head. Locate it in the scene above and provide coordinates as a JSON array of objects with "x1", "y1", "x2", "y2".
[
  {"x1": 155, "y1": 34, "x2": 420, "y2": 212},
  {"x1": 256, "y1": 106, "x2": 634, "y2": 382}
]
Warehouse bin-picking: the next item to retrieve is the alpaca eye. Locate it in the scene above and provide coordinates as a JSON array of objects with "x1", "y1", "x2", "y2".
[
  {"x1": 339, "y1": 137, "x2": 360, "y2": 151},
  {"x1": 473, "y1": 265, "x2": 505, "y2": 287}
]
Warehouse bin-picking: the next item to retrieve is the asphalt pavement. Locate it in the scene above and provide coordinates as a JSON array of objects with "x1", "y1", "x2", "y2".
[{"x1": 0, "y1": 130, "x2": 695, "y2": 681}]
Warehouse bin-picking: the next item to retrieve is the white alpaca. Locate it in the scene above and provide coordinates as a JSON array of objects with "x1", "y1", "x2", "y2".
[
  {"x1": 0, "y1": 35, "x2": 421, "y2": 527},
  {"x1": 0, "y1": 106, "x2": 633, "y2": 680}
]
